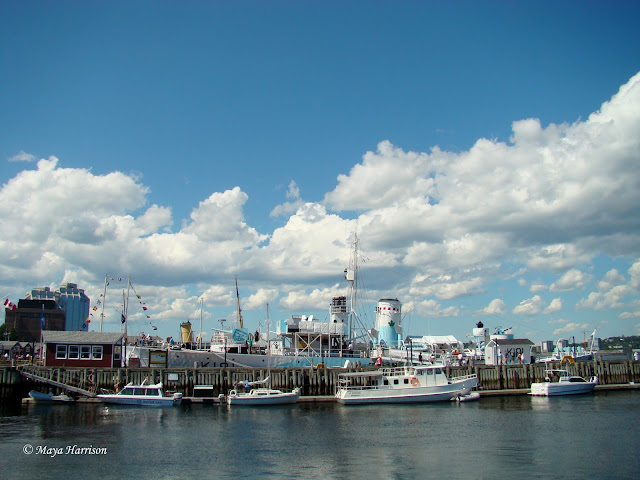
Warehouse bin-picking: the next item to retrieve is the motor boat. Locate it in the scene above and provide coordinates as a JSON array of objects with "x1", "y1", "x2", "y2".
[
  {"x1": 28, "y1": 390, "x2": 75, "y2": 404},
  {"x1": 97, "y1": 380, "x2": 183, "y2": 406},
  {"x1": 530, "y1": 369, "x2": 598, "y2": 396},
  {"x1": 335, "y1": 364, "x2": 478, "y2": 405}
]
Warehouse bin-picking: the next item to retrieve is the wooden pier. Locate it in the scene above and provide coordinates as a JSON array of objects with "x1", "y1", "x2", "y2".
[{"x1": 3, "y1": 360, "x2": 640, "y2": 398}]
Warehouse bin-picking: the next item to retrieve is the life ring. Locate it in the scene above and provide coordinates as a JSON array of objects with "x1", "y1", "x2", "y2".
[{"x1": 410, "y1": 377, "x2": 419, "y2": 387}]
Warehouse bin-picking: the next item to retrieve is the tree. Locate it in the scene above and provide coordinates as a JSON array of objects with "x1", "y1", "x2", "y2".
[{"x1": 0, "y1": 323, "x2": 18, "y2": 341}]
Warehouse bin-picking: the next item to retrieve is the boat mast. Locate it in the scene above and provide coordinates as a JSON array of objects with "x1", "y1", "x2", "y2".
[
  {"x1": 199, "y1": 297, "x2": 203, "y2": 349},
  {"x1": 266, "y1": 303, "x2": 271, "y2": 387},
  {"x1": 122, "y1": 277, "x2": 131, "y2": 367},
  {"x1": 235, "y1": 276, "x2": 244, "y2": 329}
]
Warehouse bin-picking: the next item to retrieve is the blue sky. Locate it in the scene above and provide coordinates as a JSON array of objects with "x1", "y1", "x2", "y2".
[{"x1": 2, "y1": 1, "x2": 640, "y2": 345}]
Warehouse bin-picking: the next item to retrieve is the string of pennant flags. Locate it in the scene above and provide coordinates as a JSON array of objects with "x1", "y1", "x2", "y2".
[{"x1": 86, "y1": 276, "x2": 157, "y2": 330}]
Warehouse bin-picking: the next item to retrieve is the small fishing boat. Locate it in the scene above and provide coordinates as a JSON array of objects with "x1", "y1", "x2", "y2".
[
  {"x1": 336, "y1": 364, "x2": 478, "y2": 405},
  {"x1": 28, "y1": 390, "x2": 76, "y2": 404},
  {"x1": 97, "y1": 380, "x2": 183, "y2": 406},
  {"x1": 530, "y1": 369, "x2": 598, "y2": 396}
]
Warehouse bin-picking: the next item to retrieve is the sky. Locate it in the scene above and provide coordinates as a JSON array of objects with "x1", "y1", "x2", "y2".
[{"x1": 1, "y1": 1, "x2": 640, "y2": 345}]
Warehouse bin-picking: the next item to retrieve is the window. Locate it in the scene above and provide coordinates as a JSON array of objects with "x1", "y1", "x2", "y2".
[
  {"x1": 146, "y1": 389, "x2": 159, "y2": 396},
  {"x1": 80, "y1": 345, "x2": 91, "y2": 359},
  {"x1": 113, "y1": 346, "x2": 121, "y2": 362},
  {"x1": 56, "y1": 345, "x2": 67, "y2": 359},
  {"x1": 403, "y1": 378, "x2": 409, "y2": 384},
  {"x1": 68, "y1": 345, "x2": 79, "y2": 359},
  {"x1": 92, "y1": 345, "x2": 103, "y2": 360}
]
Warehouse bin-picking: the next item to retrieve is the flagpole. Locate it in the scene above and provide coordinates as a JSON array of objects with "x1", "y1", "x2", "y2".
[
  {"x1": 100, "y1": 275, "x2": 108, "y2": 332},
  {"x1": 40, "y1": 304, "x2": 45, "y2": 367},
  {"x1": 124, "y1": 278, "x2": 131, "y2": 367}
]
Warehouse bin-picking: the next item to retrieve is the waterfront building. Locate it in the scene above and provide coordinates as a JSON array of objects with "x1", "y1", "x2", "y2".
[
  {"x1": 27, "y1": 283, "x2": 90, "y2": 332},
  {"x1": 3, "y1": 299, "x2": 65, "y2": 342},
  {"x1": 42, "y1": 331, "x2": 124, "y2": 368},
  {"x1": 485, "y1": 338, "x2": 535, "y2": 365}
]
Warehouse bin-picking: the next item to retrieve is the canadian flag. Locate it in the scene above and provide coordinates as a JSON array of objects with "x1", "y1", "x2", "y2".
[{"x1": 3, "y1": 299, "x2": 17, "y2": 311}]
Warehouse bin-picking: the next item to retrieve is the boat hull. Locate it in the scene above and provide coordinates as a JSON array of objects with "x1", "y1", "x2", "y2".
[
  {"x1": 530, "y1": 382, "x2": 596, "y2": 396},
  {"x1": 28, "y1": 390, "x2": 75, "y2": 403},
  {"x1": 336, "y1": 376, "x2": 478, "y2": 405},
  {"x1": 97, "y1": 395, "x2": 182, "y2": 406},
  {"x1": 227, "y1": 388, "x2": 301, "y2": 406}
]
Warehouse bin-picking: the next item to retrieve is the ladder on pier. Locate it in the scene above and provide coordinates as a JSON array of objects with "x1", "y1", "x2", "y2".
[{"x1": 17, "y1": 365, "x2": 97, "y2": 397}]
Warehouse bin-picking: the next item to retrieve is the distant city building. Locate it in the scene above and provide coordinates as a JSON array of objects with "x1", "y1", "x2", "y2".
[
  {"x1": 540, "y1": 340, "x2": 554, "y2": 353},
  {"x1": 4, "y1": 299, "x2": 65, "y2": 342},
  {"x1": 27, "y1": 283, "x2": 90, "y2": 332}
]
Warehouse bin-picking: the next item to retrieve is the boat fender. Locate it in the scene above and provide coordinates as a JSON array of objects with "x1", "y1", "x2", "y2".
[{"x1": 410, "y1": 377, "x2": 419, "y2": 387}]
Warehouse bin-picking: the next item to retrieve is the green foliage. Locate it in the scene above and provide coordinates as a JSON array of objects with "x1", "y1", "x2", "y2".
[
  {"x1": 601, "y1": 335, "x2": 640, "y2": 351},
  {"x1": 0, "y1": 323, "x2": 18, "y2": 341}
]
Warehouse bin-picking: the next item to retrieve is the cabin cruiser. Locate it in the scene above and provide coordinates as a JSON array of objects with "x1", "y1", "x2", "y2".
[
  {"x1": 335, "y1": 364, "x2": 478, "y2": 405},
  {"x1": 97, "y1": 380, "x2": 183, "y2": 406},
  {"x1": 530, "y1": 369, "x2": 598, "y2": 396}
]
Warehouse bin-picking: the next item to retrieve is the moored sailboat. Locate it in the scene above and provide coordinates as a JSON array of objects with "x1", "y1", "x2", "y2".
[{"x1": 225, "y1": 305, "x2": 301, "y2": 406}]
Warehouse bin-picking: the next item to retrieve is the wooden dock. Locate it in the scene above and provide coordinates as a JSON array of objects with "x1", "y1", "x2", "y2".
[{"x1": 4, "y1": 359, "x2": 640, "y2": 398}]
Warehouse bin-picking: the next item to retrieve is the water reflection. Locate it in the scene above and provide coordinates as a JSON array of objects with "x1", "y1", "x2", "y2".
[{"x1": 1, "y1": 392, "x2": 639, "y2": 479}]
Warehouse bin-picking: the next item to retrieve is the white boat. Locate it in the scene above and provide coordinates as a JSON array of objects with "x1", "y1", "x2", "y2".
[
  {"x1": 335, "y1": 364, "x2": 478, "y2": 405},
  {"x1": 97, "y1": 380, "x2": 183, "y2": 406},
  {"x1": 28, "y1": 390, "x2": 76, "y2": 404},
  {"x1": 530, "y1": 369, "x2": 598, "y2": 396},
  {"x1": 225, "y1": 305, "x2": 301, "y2": 406},
  {"x1": 226, "y1": 377, "x2": 301, "y2": 405}
]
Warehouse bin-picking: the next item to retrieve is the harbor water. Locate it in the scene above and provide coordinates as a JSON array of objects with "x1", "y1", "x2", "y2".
[{"x1": 1, "y1": 391, "x2": 639, "y2": 479}]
